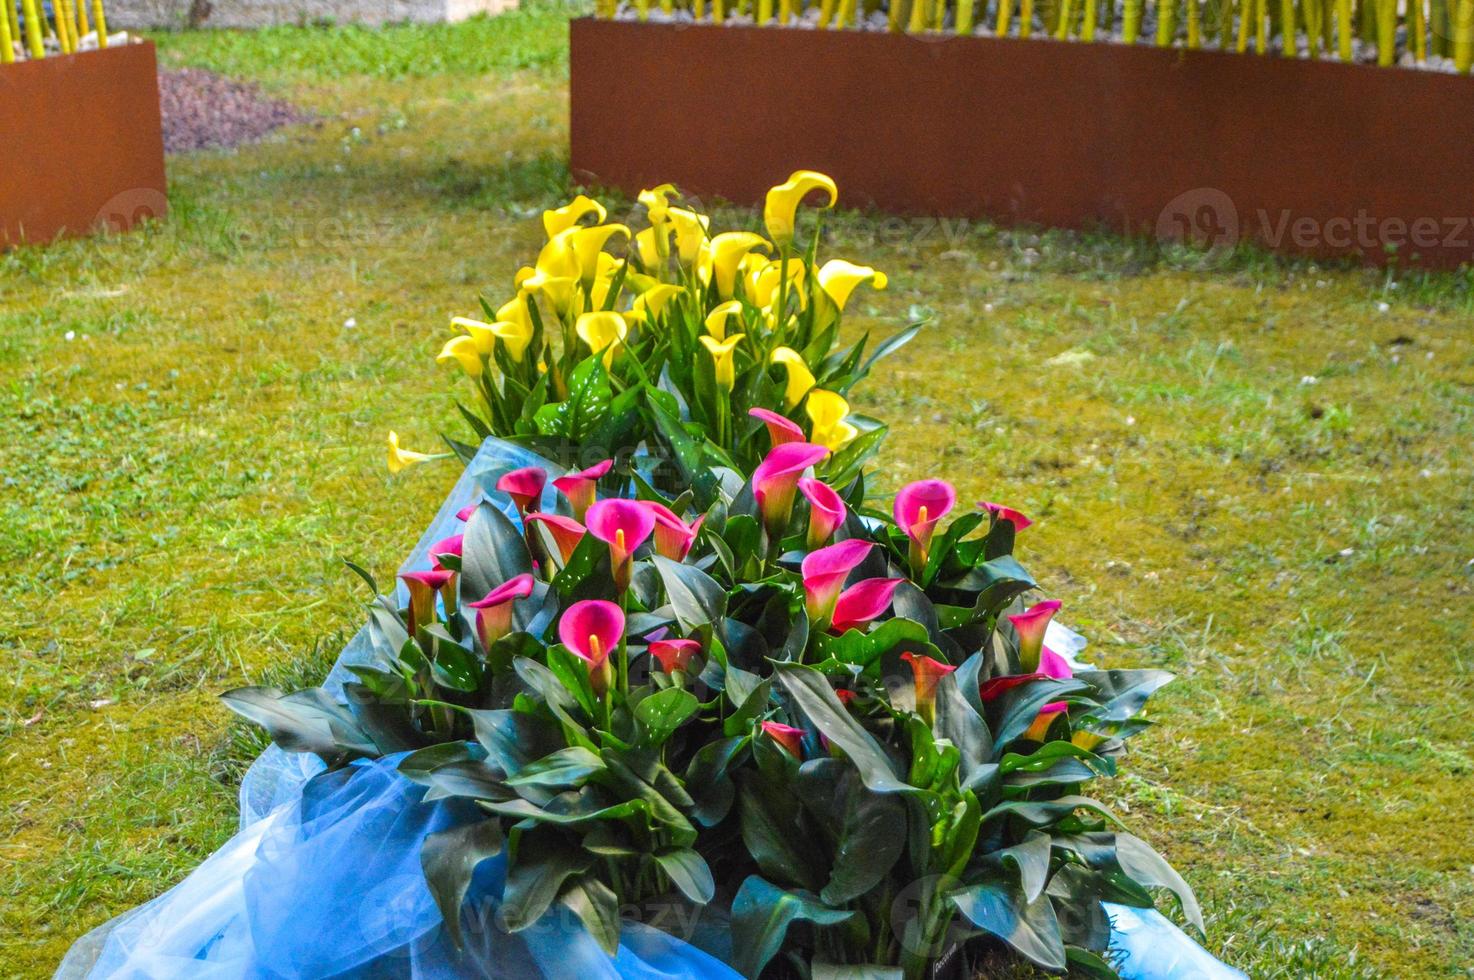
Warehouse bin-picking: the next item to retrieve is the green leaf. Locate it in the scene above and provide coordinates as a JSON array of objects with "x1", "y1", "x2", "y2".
[
  {"x1": 938, "y1": 556, "x2": 1037, "y2": 624},
  {"x1": 545, "y1": 644, "x2": 598, "y2": 719},
  {"x1": 738, "y1": 772, "x2": 821, "y2": 891},
  {"x1": 468, "y1": 708, "x2": 560, "y2": 777},
  {"x1": 219, "y1": 686, "x2": 375, "y2": 763},
  {"x1": 558, "y1": 874, "x2": 622, "y2": 955},
  {"x1": 634, "y1": 687, "x2": 700, "y2": 744},
  {"x1": 1116, "y1": 832, "x2": 1203, "y2": 932},
  {"x1": 1074, "y1": 669, "x2": 1174, "y2": 727},
  {"x1": 932, "y1": 671, "x2": 994, "y2": 791},
  {"x1": 458, "y1": 501, "x2": 535, "y2": 621},
  {"x1": 398, "y1": 741, "x2": 482, "y2": 782},
  {"x1": 730, "y1": 876, "x2": 853, "y2": 979},
  {"x1": 811, "y1": 617, "x2": 934, "y2": 675},
  {"x1": 652, "y1": 555, "x2": 727, "y2": 632},
  {"x1": 990, "y1": 677, "x2": 1090, "y2": 756},
  {"x1": 654, "y1": 847, "x2": 716, "y2": 905},
  {"x1": 950, "y1": 878, "x2": 1066, "y2": 971},
  {"x1": 816, "y1": 772, "x2": 906, "y2": 906},
  {"x1": 534, "y1": 355, "x2": 613, "y2": 441},
  {"x1": 499, "y1": 838, "x2": 592, "y2": 933},
  {"x1": 774, "y1": 664, "x2": 907, "y2": 793},
  {"x1": 420, "y1": 818, "x2": 504, "y2": 949},
  {"x1": 505, "y1": 746, "x2": 605, "y2": 790},
  {"x1": 998, "y1": 831, "x2": 1053, "y2": 903}
]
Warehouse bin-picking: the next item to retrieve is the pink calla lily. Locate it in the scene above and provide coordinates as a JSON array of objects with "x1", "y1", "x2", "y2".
[
  {"x1": 1008, "y1": 599, "x2": 1061, "y2": 674},
  {"x1": 496, "y1": 466, "x2": 547, "y2": 516},
  {"x1": 641, "y1": 501, "x2": 701, "y2": 561},
  {"x1": 753, "y1": 442, "x2": 831, "y2": 537},
  {"x1": 1025, "y1": 646, "x2": 1074, "y2": 740},
  {"x1": 466, "y1": 573, "x2": 535, "y2": 649},
  {"x1": 559, "y1": 599, "x2": 624, "y2": 694},
  {"x1": 979, "y1": 501, "x2": 1033, "y2": 532},
  {"x1": 525, "y1": 513, "x2": 587, "y2": 564},
  {"x1": 801, "y1": 539, "x2": 873, "y2": 627},
  {"x1": 456, "y1": 500, "x2": 481, "y2": 522},
  {"x1": 760, "y1": 720, "x2": 806, "y2": 761},
  {"x1": 901, "y1": 652, "x2": 957, "y2": 725},
  {"x1": 749, "y1": 407, "x2": 805, "y2": 447},
  {"x1": 894, "y1": 479, "x2": 956, "y2": 570},
  {"x1": 587, "y1": 499, "x2": 656, "y2": 592},
  {"x1": 552, "y1": 459, "x2": 613, "y2": 522},
  {"x1": 428, "y1": 535, "x2": 463, "y2": 570},
  {"x1": 400, "y1": 569, "x2": 456, "y2": 635},
  {"x1": 799, "y1": 477, "x2": 846, "y2": 549},
  {"x1": 830, "y1": 577, "x2": 904, "y2": 634},
  {"x1": 649, "y1": 638, "x2": 701, "y2": 674}
]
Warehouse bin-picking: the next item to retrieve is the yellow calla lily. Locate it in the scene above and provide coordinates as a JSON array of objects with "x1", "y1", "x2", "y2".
[
  {"x1": 437, "y1": 334, "x2": 483, "y2": 377},
  {"x1": 699, "y1": 232, "x2": 771, "y2": 299},
  {"x1": 770, "y1": 346, "x2": 816, "y2": 408},
  {"x1": 451, "y1": 316, "x2": 498, "y2": 355},
  {"x1": 533, "y1": 233, "x2": 582, "y2": 282},
  {"x1": 804, "y1": 388, "x2": 858, "y2": 451},
  {"x1": 817, "y1": 259, "x2": 888, "y2": 310},
  {"x1": 764, "y1": 170, "x2": 838, "y2": 245},
  {"x1": 589, "y1": 252, "x2": 624, "y2": 311},
  {"x1": 635, "y1": 227, "x2": 666, "y2": 270},
  {"x1": 748, "y1": 257, "x2": 807, "y2": 309},
  {"x1": 387, "y1": 431, "x2": 435, "y2": 474},
  {"x1": 576, "y1": 311, "x2": 629, "y2": 368},
  {"x1": 667, "y1": 207, "x2": 710, "y2": 266},
  {"x1": 543, "y1": 195, "x2": 608, "y2": 239},
  {"x1": 568, "y1": 224, "x2": 630, "y2": 287},
  {"x1": 497, "y1": 293, "x2": 534, "y2": 333},
  {"x1": 633, "y1": 283, "x2": 684, "y2": 320},
  {"x1": 452, "y1": 316, "x2": 533, "y2": 363},
  {"x1": 700, "y1": 333, "x2": 745, "y2": 390},
  {"x1": 639, "y1": 183, "x2": 679, "y2": 227},
  {"x1": 704, "y1": 300, "x2": 744, "y2": 341},
  {"x1": 518, "y1": 270, "x2": 579, "y2": 320}
]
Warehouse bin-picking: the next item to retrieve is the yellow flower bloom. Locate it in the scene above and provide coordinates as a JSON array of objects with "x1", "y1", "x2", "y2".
[
  {"x1": 452, "y1": 316, "x2": 533, "y2": 363},
  {"x1": 497, "y1": 293, "x2": 534, "y2": 334},
  {"x1": 764, "y1": 170, "x2": 837, "y2": 245},
  {"x1": 770, "y1": 346, "x2": 816, "y2": 408},
  {"x1": 387, "y1": 431, "x2": 435, "y2": 474},
  {"x1": 639, "y1": 183, "x2": 679, "y2": 227},
  {"x1": 817, "y1": 260, "x2": 888, "y2": 310},
  {"x1": 700, "y1": 333, "x2": 745, "y2": 390},
  {"x1": 437, "y1": 334, "x2": 483, "y2": 377},
  {"x1": 589, "y1": 252, "x2": 624, "y2": 311},
  {"x1": 635, "y1": 227, "x2": 666, "y2": 269},
  {"x1": 576, "y1": 311, "x2": 629, "y2": 369},
  {"x1": 704, "y1": 299, "x2": 743, "y2": 341},
  {"x1": 533, "y1": 232, "x2": 582, "y2": 282},
  {"x1": 568, "y1": 224, "x2": 630, "y2": 287},
  {"x1": 667, "y1": 207, "x2": 710, "y2": 266},
  {"x1": 804, "y1": 388, "x2": 858, "y2": 450},
  {"x1": 517, "y1": 269, "x2": 579, "y2": 320},
  {"x1": 699, "y1": 232, "x2": 770, "y2": 299},
  {"x1": 748, "y1": 257, "x2": 807, "y2": 309},
  {"x1": 632, "y1": 283, "x2": 684, "y2": 320},
  {"x1": 543, "y1": 194, "x2": 608, "y2": 239}
]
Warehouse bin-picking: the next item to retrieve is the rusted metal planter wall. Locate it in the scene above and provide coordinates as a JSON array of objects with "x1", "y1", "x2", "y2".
[
  {"x1": 570, "y1": 18, "x2": 1474, "y2": 267},
  {"x1": 1, "y1": 42, "x2": 167, "y2": 249}
]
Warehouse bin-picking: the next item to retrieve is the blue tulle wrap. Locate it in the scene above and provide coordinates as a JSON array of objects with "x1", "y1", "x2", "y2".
[{"x1": 57, "y1": 440, "x2": 1245, "y2": 980}]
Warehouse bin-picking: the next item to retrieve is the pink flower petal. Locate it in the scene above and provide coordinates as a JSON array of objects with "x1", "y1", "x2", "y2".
[
  {"x1": 496, "y1": 466, "x2": 548, "y2": 513},
  {"x1": 467, "y1": 573, "x2": 536, "y2": 609},
  {"x1": 525, "y1": 513, "x2": 588, "y2": 563},
  {"x1": 894, "y1": 479, "x2": 956, "y2": 545},
  {"x1": 749, "y1": 407, "x2": 805, "y2": 447},
  {"x1": 759, "y1": 720, "x2": 806, "y2": 760},
  {"x1": 428, "y1": 535, "x2": 464, "y2": 570},
  {"x1": 801, "y1": 539, "x2": 873, "y2": 622},
  {"x1": 830, "y1": 577, "x2": 904, "y2": 633},
  {"x1": 650, "y1": 638, "x2": 701, "y2": 673},
  {"x1": 799, "y1": 477, "x2": 847, "y2": 547},
  {"x1": 753, "y1": 441, "x2": 830, "y2": 532},
  {"x1": 978, "y1": 501, "x2": 1033, "y2": 532},
  {"x1": 558, "y1": 599, "x2": 625, "y2": 668}
]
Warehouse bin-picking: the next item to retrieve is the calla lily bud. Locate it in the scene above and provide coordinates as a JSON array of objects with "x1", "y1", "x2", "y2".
[
  {"x1": 816, "y1": 259, "x2": 888, "y2": 310},
  {"x1": 1024, "y1": 645, "x2": 1074, "y2": 741},
  {"x1": 799, "y1": 477, "x2": 846, "y2": 549},
  {"x1": 979, "y1": 501, "x2": 1033, "y2": 531},
  {"x1": 894, "y1": 479, "x2": 957, "y2": 570},
  {"x1": 770, "y1": 347, "x2": 816, "y2": 409},
  {"x1": 551, "y1": 458, "x2": 613, "y2": 522},
  {"x1": 467, "y1": 573, "x2": 535, "y2": 649},
  {"x1": 455, "y1": 500, "x2": 481, "y2": 522},
  {"x1": 649, "y1": 638, "x2": 700, "y2": 675},
  {"x1": 753, "y1": 442, "x2": 831, "y2": 539},
  {"x1": 496, "y1": 467, "x2": 547, "y2": 517},
  {"x1": 387, "y1": 431, "x2": 435, "y2": 474},
  {"x1": 559, "y1": 599, "x2": 624, "y2": 695},
  {"x1": 641, "y1": 501, "x2": 701, "y2": 560},
  {"x1": 801, "y1": 538, "x2": 872, "y2": 628},
  {"x1": 400, "y1": 569, "x2": 455, "y2": 636},
  {"x1": 901, "y1": 652, "x2": 957, "y2": 726},
  {"x1": 428, "y1": 535, "x2": 463, "y2": 570},
  {"x1": 759, "y1": 720, "x2": 806, "y2": 761},
  {"x1": 587, "y1": 499, "x2": 656, "y2": 592},
  {"x1": 437, "y1": 335, "x2": 483, "y2": 377},
  {"x1": 1008, "y1": 599, "x2": 1062, "y2": 674},
  {"x1": 700, "y1": 333, "x2": 744, "y2": 391},
  {"x1": 830, "y1": 577, "x2": 903, "y2": 634},
  {"x1": 524, "y1": 513, "x2": 588, "y2": 564},
  {"x1": 764, "y1": 170, "x2": 838, "y2": 245},
  {"x1": 749, "y1": 407, "x2": 805, "y2": 447},
  {"x1": 804, "y1": 389, "x2": 859, "y2": 451}
]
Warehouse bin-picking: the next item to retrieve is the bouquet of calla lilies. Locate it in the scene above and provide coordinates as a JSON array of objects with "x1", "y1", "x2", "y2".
[
  {"x1": 602, "y1": 0, "x2": 1474, "y2": 74},
  {"x1": 228, "y1": 432, "x2": 1194, "y2": 978},
  {"x1": 389, "y1": 172, "x2": 921, "y2": 492}
]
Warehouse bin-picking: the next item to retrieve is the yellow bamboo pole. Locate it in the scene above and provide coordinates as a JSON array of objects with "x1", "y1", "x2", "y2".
[
  {"x1": 54, "y1": 0, "x2": 75, "y2": 53},
  {"x1": 1456, "y1": 0, "x2": 1473, "y2": 70},
  {"x1": 1019, "y1": 0, "x2": 1034, "y2": 33},
  {"x1": 20, "y1": 0, "x2": 43, "y2": 56},
  {"x1": 1255, "y1": 0, "x2": 1267, "y2": 49},
  {"x1": 5, "y1": 0, "x2": 21, "y2": 55},
  {"x1": 1124, "y1": 0, "x2": 1144, "y2": 40},
  {"x1": 838, "y1": 0, "x2": 856, "y2": 25},
  {"x1": 1279, "y1": 0, "x2": 1294, "y2": 53},
  {"x1": 1055, "y1": 0, "x2": 1073, "y2": 35},
  {"x1": 76, "y1": 0, "x2": 90, "y2": 41},
  {"x1": 1156, "y1": 0, "x2": 1175, "y2": 42},
  {"x1": 1409, "y1": 0, "x2": 1425, "y2": 60},
  {"x1": 957, "y1": 0, "x2": 974, "y2": 31},
  {"x1": 995, "y1": 0, "x2": 1013, "y2": 33},
  {"x1": 1186, "y1": 0, "x2": 1200, "y2": 43},
  {"x1": 1082, "y1": 0, "x2": 1098, "y2": 36},
  {"x1": 0, "y1": 8, "x2": 14, "y2": 63}
]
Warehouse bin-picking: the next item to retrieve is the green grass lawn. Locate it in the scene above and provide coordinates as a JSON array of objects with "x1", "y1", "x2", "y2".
[{"x1": 3, "y1": 6, "x2": 1472, "y2": 975}]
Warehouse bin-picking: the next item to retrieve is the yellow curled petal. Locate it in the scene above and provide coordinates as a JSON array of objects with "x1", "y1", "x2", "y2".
[
  {"x1": 804, "y1": 388, "x2": 856, "y2": 450},
  {"x1": 667, "y1": 207, "x2": 711, "y2": 266},
  {"x1": 635, "y1": 227, "x2": 666, "y2": 270},
  {"x1": 569, "y1": 224, "x2": 630, "y2": 286},
  {"x1": 639, "y1": 183, "x2": 679, "y2": 227},
  {"x1": 534, "y1": 232, "x2": 582, "y2": 281},
  {"x1": 699, "y1": 232, "x2": 770, "y2": 299},
  {"x1": 704, "y1": 299, "x2": 743, "y2": 341},
  {"x1": 770, "y1": 346, "x2": 816, "y2": 409},
  {"x1": 764, "y1": 170, "x2": 838, "y2": 245},
  {"x1": 451, "y1": 316, "x2": 499, "y2": 356},
  {"x1": 589, "y1": 251, "x2": 624, "y2": 310},
  {"x1": 817, "y1": 259, "x2": 888, "y2": 311},
  {"x1": 749, "y1": 257, "x2": 807, "y2": 309},
  {"x1": 496, "y1": 293, "x2": 534, "y2": 333},
  {"x1": 543, "y1": 194, "x2": 608, "y2": 239},
  {"x1": 387, "y1": 431, "x2": 435, "y2": 474},
  {"x1": 520, "y1": 271, "x2": 579, "y2": 319},
  {"x1": 490, "y1": 320, "x2": 533, "y2": 363},
  {"x1": 437, "y1": 334, "x2": 483, "y2": 377},
  {"x1": 633, "y1": 283, "x2": 684, "y2": 320},
  {"x1": 700, "y1": 333, "x2": 745, "y2": 390},
  {"x1": 576, "y1": 311, "x2": 629, "y2": 369}
]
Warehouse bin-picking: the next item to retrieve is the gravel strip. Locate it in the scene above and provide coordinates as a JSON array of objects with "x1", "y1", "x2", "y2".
[{"x1": 158, "y1": 68, "x2": 307, "y2": 154}]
